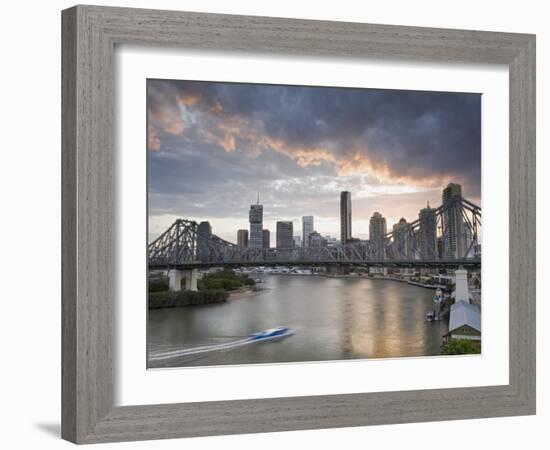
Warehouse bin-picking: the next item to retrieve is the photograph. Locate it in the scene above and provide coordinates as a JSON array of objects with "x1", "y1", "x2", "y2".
[{"x1": 146, "y1": 79, "x2": 482, "y2": 368}]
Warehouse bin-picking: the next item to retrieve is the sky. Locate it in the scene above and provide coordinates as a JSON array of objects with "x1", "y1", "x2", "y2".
[{"x1": 147, "y1": 79, "x2": 481, "y2": 243}]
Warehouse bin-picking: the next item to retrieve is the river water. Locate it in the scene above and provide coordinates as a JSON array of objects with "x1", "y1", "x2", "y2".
[{"x1": 147, "y1": 275, "x2": 447, "y2": 368}]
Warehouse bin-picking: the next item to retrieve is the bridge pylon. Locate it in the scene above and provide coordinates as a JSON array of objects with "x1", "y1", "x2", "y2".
[
  {"x1": 454, "y1": 268, "x2": 470, "y2": 303},
  {"x1": 168, "y1": 268, "x2": 198, "y2": 292}
]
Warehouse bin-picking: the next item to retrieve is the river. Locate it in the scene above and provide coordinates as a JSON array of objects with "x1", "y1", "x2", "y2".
[{"x1": 147, "y1": 275, "x2": 447, "y2": 368}]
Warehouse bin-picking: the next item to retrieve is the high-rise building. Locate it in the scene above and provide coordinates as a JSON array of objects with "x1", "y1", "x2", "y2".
[
  {"x1": 249, "y1": 198, "x2": 263, "y2": 249},
  {"x1": 392, "y1": 218, "x2": 406, "y2": 233},
  {"x1": 369, "y1": 212, "x2": 387, "y2": 258},
  {"x1": 237, "y1": 229, "x2": 249, "y2": 247},
  {"x1": 443, "y1": 182, "x2": 462, "y2": 202},
  {"x1": 308, "y1": 231, "x2": 328, "y2": 248},
  {"x1": 412, "y1": 228, "x2": 422, "y2": 260},
  {"x1": 302, "y1": 216, "x2": 314, "y2": 247},
  {"x1": 392, "y1": 217, "x2": 410, "y2": 259},
  {"x1": 437, "y1": 236, "x2": 444, "y2": 259},
  {"x1": 369, "y1": 212, "x2": 387, "y2": 241},
  {"x1": 419, "y1": 203, "x2": 437, "y2": 259},
  {"x1": 462, "y1": 220, "x2": 473, "y2": 256},
  {"x1": 340, "y1": 191, "x2": 352, "y2": 244},
  {"x1": 276, "y1": 221, "x2": 294, "y2": 249},
  {"x1": 262, "y1": 229, "x2": 270, "y2": 249},
  {"x1": 293, "y1": 235, "x2": 302, "y2": 248},
  {"x1": 442, "y1": 182, "x2": 463, "y2": 258},
  {"x1": 196, "y1": 221, "x2": 212, "y2": 261},
  {"x1": 325, "y1": 235, "x2": 338, "y2": 247}
]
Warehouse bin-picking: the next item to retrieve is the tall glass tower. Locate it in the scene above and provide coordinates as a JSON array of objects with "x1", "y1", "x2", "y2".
[
  {"x1": 276, "y1": 221, "x2": 294, "y2": 249},
  {"x1": 196, "y1": 221, "x2": 212, "y2": 261},
  {"x1": 419, "y1": 203, "x2": 437, "y2": 259},
  {"x1": 249, "y1": 195, "x2": 263, "y2": 249},
  {"x1": 442, "y1": 182, "x2": 463, "y2": 258},
  {"x1": 302, "y1": 216, "x2": 314, "y2": 247},
  {"x1": 262, "y1": 229, "x2": 270, "y2": 249},
  {"x1": 369, "y1": 212, "x2": 387, "y2": 241},
  {"x1": 340, "y1": 191, "x2": 352, "y2": 244}
]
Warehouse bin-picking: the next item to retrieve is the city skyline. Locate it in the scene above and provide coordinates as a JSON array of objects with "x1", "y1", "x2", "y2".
[
  {"x1": 164, "y1": 183, "x2": 476, "y2": 250},
  {"x1": 148, "y1": 79, "x2": 481, "y2": 243}
]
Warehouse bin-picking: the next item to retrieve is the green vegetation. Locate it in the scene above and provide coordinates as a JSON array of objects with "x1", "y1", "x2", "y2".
[
  {"x1": 198, "y1": 270, "x2": 255, "y2": 291},
  {"x1": 147, "y1": 270, "x2": 254, "y2": 309},
  {"x1": 148, "y1": 289, "x2": 229, "y2": 309},
  {"x1": 445, "y1": 282, "x2": 456, "y2": 294},
  {"x1": 441, "y1": 339, "x2": 481, "y2": 355},
  {"x1": 148, "y1": 277, "x2": 169, "y2": 292}
]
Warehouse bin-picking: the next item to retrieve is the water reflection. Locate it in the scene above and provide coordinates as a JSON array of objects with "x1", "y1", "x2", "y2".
[{"x1": 147, "y1": 275, "x2": 447, "y2": 368}]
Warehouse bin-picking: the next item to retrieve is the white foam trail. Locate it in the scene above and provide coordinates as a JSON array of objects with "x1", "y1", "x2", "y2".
[
  {"x1": 149, "y1": 338, "x2": 256, "y2": 361},
  {"x1": 149, "y1": 332, "x2": 294, "y2": 362}
]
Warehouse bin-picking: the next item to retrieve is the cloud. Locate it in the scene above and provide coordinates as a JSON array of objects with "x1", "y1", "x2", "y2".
[
  {"x1": 177, "y1": 93, "x2": 200, "y2": 107},
  {"x1": 219, "y1": 134, "x2": 236, "y2": 152},
  {"x1": 147, "y1": 79, "x2": 481, "y2": 241},
  {"x1": 147, "y1": 124, "x2": 160, "y2": 151}
]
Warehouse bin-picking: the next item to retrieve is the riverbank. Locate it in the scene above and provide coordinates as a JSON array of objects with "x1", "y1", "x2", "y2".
[
  {"x1": 406, "y1": 280, "x2": 447, "y2": 290},
  {"x1": 228, "y1": 286, "x2": 264, "y2": 301},
  {"x1": 269, "y1": 272, "x2": 373, "y2": 280},
  {"x1": 355, "y1": 275, "x2": 445, "y2": 290},
  {"x1": 268, "y1": 272, "x2": 446, "y2": 290},
  {"x1": 148, "y1": 289, "x2": 229, "y2": 309}
]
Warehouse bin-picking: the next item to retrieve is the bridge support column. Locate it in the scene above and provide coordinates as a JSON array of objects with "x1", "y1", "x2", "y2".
[
  {"x1": 455, "y1": 268, "x2": 469, "y2": 303},
  {"x1": 168, "y1": 269, "x2": 198, "y2": 291},
  {"x1": 183, "y1": 269, "x2": 198, "y2": 291},
  {"x1": 168, "y1": 270, "x2": 184, "y2": 292}
]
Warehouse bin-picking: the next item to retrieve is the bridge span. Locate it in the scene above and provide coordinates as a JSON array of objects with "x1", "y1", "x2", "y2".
[{"x1": 148, "y1": 196, "x2": 481, "y2": 272}]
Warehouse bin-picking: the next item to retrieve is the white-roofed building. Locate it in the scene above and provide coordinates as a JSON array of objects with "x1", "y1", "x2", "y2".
[{"x1": 448, "y1": 300, "x2": 481, "y2": 341}]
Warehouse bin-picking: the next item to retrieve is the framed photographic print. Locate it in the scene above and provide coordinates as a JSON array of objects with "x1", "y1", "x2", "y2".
[{"x1": 62, "y1": 5, "x2": 536, "y2": 444}]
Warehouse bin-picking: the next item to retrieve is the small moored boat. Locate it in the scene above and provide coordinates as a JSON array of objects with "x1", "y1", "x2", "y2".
[{"x1": 433, "y1": 287, "x2": 444, "y2": 304}]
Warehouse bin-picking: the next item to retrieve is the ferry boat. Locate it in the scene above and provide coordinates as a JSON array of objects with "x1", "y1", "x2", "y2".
[{"x1": 248, "y1": 327, "x2": 294, "y2": 342}]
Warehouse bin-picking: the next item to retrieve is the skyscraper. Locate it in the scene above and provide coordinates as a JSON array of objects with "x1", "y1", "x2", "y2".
[
  {"x1": 419, "y1": 203, "x2": 437, "y2": 259},
  {"x1": 442, "y1": 183, "x2": 463, "y2": 258},
  {"x1": 276, "y1": 221, "x2": 294, "y2": 249},
  {"x1": 237, "y1": 229, "x2": 249, "y2": 247},
  {"x1": 262, "y1": 229, "x2": 270, "y2": 249},
  {"x1": 443, "y1": 182, "x2": 462, "y2": 201},
  {"x1": 340, "y1": 191, "x2": 352, "y2": 244},
  {"x1": 462, "y1": 220, "x2": 473, "y2": 256},
  {"x1": 369, "y1": 212, "x2": 387, "y2": 241},
  {"x1": 196, "y1": 221, "x2": 212, "y2": 261},
  {"x1": 302, "y1": 216, "x2": 314, "y2": 247},
  {"x1": 392, "y1": 217, "x2": 410, "y2": 259},
  {"x1": 249, "y1": 195, "x2": 263, "y2": 248},
  {"x1": 308, "y1": 231, "x2": 328, "y2": 248}
]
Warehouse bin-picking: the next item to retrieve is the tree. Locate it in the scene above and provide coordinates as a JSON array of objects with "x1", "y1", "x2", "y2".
[
  {"x1": 441, "y1": 339, "x2": 481, "y2": 355},
  {"x1": 197, "y1": 269, "x2": 255, "y2": 291}
]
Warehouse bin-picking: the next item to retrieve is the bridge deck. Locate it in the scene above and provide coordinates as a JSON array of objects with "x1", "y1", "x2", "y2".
[{"x1": 149, "y1": 259, "x2": 481, "y2": 270}]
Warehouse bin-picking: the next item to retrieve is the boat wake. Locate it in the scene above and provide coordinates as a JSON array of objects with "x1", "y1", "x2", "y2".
[{"x1": 149, "y1": 327, "x2": 294, "y2": 362}]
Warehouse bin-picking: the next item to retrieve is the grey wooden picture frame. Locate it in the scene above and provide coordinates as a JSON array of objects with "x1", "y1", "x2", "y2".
[{"x1": 61, "y1": 4, "x2": 536, "y2": 444}]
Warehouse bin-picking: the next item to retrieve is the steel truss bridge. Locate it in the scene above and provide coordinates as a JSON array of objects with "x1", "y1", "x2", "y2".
[{"x1": 148, "y1": 196, "x2": 481, "y2": 270}]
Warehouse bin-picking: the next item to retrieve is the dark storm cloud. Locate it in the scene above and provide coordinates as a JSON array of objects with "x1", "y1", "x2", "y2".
[{"x1": 147, "y1": 78, "x2": 481, "y2": 239}]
